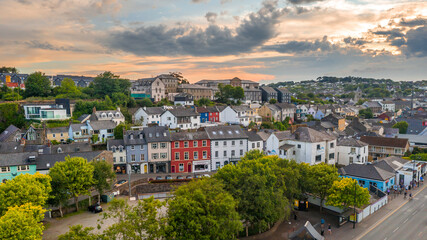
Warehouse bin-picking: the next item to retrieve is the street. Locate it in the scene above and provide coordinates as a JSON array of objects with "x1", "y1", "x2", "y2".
[{"x1": 358, "y1": 185, "x2": 427, "y2": 240}]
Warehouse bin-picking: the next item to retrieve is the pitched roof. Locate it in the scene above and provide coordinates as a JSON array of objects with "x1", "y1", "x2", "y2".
[
  {"x1": 260, "y1": 86, "x2": 276, "y2": 93},
  {"x1": 292, "y1": 127, "x2": 336, "y2": 142},
  {"x1": 275, "y1": 103, "x2": 296, "y2": 109},
  {"x1": 257, "y1": 131, "x2": 272, "y2": 141},
  {"x1": 107, "y1": 139, "x2": 125, "y2": 149},
  {"x1": 178, "y1": 84, "x2": 211, "y2": 90},
  {"x1": 36, "y1": 151, "x2": 105, "y2": 170},
  {"x1": 77, "y1": 114, "x2": 90, "y2": 122},
  {"x1": 205, "y1": 125, "x2": 248, "y2": 140},
  {"x1": 0, "y1": 125, "x2": 20, "y2": 142},
  {"x1": 275, "y1": 87, "x2": 290, "y2": 94},
  {"x1": 0, "y1": 152, "x2": 38, "y2": 167},
  {"x1": 337, "y1": 138, "x2": 368, "y2": 147},
  {"x1": 170, "y1": 131, "x2": 209, "y2": 141},
  {"x1": 89, "y1": 120, "x2": 117, "y2": 131},
  {"x1": 244, "y1": 130, "x2": 263, "y2": 142},
  {"x1": 167, "y1": 108, "x2": 199, "y2": 117},
  {"x1": 0, "y1": 142, "x2": 24, "y2": 154},
  {"x1": 339, "y1": 164, "x2": 395, "y2": 181},
  {"x1": 374, "y1": 156, "x2": 409, "y2": 172},
  {"x1": 360, "y1": 136, "x2": 409, "y2": 148},
  {"x1": 123, "y1": 130, "x2": 146, "y2": 145},
  {"x1": 51, "y1": 143, "x2": 92, "y2": 153},
  {"x1": 274, "y1": 131, "x2": 292, "y2": 141},
  {"x1": 143, "y1": 126, "x2": 171, "y2": 142},
  {"x1": 70, "y1": 123, "x2": 85, "y2": 132},
  {"x1": 47, "y1": 127, "x2": 68, "y2": 134}
]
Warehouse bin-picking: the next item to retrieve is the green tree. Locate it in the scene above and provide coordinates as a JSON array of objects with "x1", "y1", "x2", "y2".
[
  {"x1": 248, "y1": 121, "x2": 257, "y2": 130},
  {"x1": 24, "y1": 72, "x2": 52, "y2": 98},
  {"x1": 90, "y1": 72, "x2": 131, "y2": 98},
  {"x1": 233, "y1": 86, "x2": 245, "y2": 100},
  {"x1": 48, "y1": 156, "x2": 94, "y2": 212},
  {"x1": 0, "y1": 173, "x2": 52, "y2": 215},
  {"x1": 392, "y1": 121, "x2": 408, "y2": 134},
  {"x1": 0, "y1": 66, "x2": 18, "y2": 73},
  {"x1": 327, "y1": 178, "x2": 370, "y2": 209},
  {"x1": 91, "y1": 160, "x2": 116, "y2": 202},
  {"x1": 410, "y1": 153, "x2": 427, "y2": 161},
  {"x1": 359, "y1": 108, "x2": 373, "y2": 119},
  {"x1": 167, "y1": 178, "x2": 242, "y2": 240},
  {"x1": 112, "y1": 92, "x2": 129, "y2": 106},
  {"x1": 101, "y1": 197, "x2": 166, "y2": 240},
  {"x1": 195, "y1": 98, "x2": 213, "y2": 107},
  {"x1": 241, "y1": 149, "x2": 265, "y2": 160},
  {"x1": 58, "y1": 225, "x2": 98, "y2": 240},
  {"x1": 136, "y1": 98, "x2": 153, "y2": 107},
  {"x1": 0, "y1": 203, "x2": 45, "y2": 240},
  {"x1": 269, "y1": 98, "x2": 277, "y2": 104},
  {"x1": 114, "y1": 123, "x2": 130, "y2": 139},
  {"x1": 0, "y1": 102, "x2": 26, "y2": 133},
  {"x1": 57, "y1": 78, "x2": 79, "y2": 95},
  {"x1": 308, "y1": 163, "x2": 339, "y2": 212}
]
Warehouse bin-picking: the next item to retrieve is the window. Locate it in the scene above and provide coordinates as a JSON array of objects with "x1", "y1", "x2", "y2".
[
  {"x1": 231, "y1": 150, "x2": 235, "y2": 156},
  {"x1": 215, "y1": 141, "x2": 219, "y2": 147},
  {"x1": 17, "y1": 165, "x2": 29, "y2": 171},
  {"x1": 140, "y1": 145, "x2": 144, "y2": 150},
  {"x1": 60, "y1": 133, "x2": 63, "y2": 137},
  {"x1": 216, "y1": 162, "x2": 220, "y2": 169},
  {"x1": 257, "y1": 142, "x2": 260, "y2": 148},
  {"x1": 372, "y1": 146, "x2": 376, "y2": 152},
  {"x1": 349, "y1": 157, "x2": 353, "y2": 164},
  {"x1": 120, "y1": 156, "x2": 124, "y2": 162},
  {"x1": 152, "y1": 143, "x2": 158, "y2": 149},
  {"x1": 175, "y1": 152, "x2": 180, "y2": 160},
  {"x1": 202, "y1": 140, "x2": 207, "y2": 147},
  {"x1": 394, "y1": 148, "x2": 402, "y2": 154},
  {"x1": 359, "y1": 180, "x2": 365, "y2": 185},
  {"x1": 160, "y1": 153, "x2": 167, "y2": 159},
  {"x1": 184, "y1": 141, "x2": 189, "y2": 148},
  {"x1": 193, "y1": 141, "x2": 198, "y2": 147},
  {"x1": 194, "y1": 151, "x2": 198, "y2": 160},
  {"x1": 203, "y1": 151, "x2": 207, "y2": 159},
  {"x1": 131, "y1": 155, "x2": 136, "y2": 162},
  {"x1": 252, "y1": 143, "x2": 255, "y2": 148},
  {"x1": 223, "y1": 141, "x2": 227, "y2": 146},
  {"x1": 315, "y1": 155, "x2": 321, "y2": 162},
  {"x1": 179, "y1": 164, "x2": 184, "y2": 172},
  {"x1": 119, "y1": 146, "x2": 123, "y2": 152},
  {"x1": 317, "y1": 144, "x2": 321, "y2": 150},
  {"x1": 329, "y1": 153, "x2": 335, "y2": 159},
  {"x1": 0, "y1": 167, "x2": 10, "y2": 173},
  {"x1": 240, "y1": 149, "x2": 243, "y2": 156},
  {"x1": 113, "y1": 157, "x2": 116, "y2": 162},
  {"x1": 224, "y1": 151, "x2": 227, "y2": 157},
  {"x1": 215, "y1": 151, "x2": 218, "y2": 157},
  {"x1": 298, "y1": 144, "x2": 301, "y2": 149},
  {"x1": 330, "y1": 142, "x2": 334, "y2": 148},
  {"x1": 240, "y1": 140, "x2": 243, "y2": 145},
  {"x1": 381, "y1": 147, "x2": 385, "y2": 153},
  {"x1": 112, "y1": 147, "x2": 116, "y2": 153},
  {"x1": 351, "y1": 148, "x2": 356, "y2": 154},
  {"x1": 232, "y1": 141, "x2": 235, "y2": 146},
  {"x1": 184, "y1": 152, "x2": 189, "y2": 160},
  {"x1": 131, "y1": 146, "x2": 135, "y2": 150},
  {"x1": 152, "y1": 153, "x2": 159, "y2": 159},
  {"x1": 53, "y1": 134, "x2": 56, "y2": 138},
  {"x1": 175, "y1": 142, "x2": 179, "y2": 148},
  {"x1": 141, "y1": 154, "x2": 145, "y2": 161},
  {"x1": 160, "y1": 143, "x2": 166, "y2": 149}
]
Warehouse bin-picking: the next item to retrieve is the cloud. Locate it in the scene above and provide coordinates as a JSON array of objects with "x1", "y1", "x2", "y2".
[
  {"x1": 106, "y1": 1, "x2": 286, "y2": 56},
  {"x1": 343, "y1": 37, "x2": 369, "y2": 46},
  {"x1": 191, "y1": 0, "x2": 209, "y2": 3},
  {"x1": 263, "y1": 36, "x2": 338, "y2": 54},
  {"x1": 205, "y1": 12, "x2": 218, "y2": 24},
  {"x1": 24, "y1": 40, "x2": 83, "y2": 52},
  {"x1": 405, "y1": 26, "x2": 427, "y2": 57},
  {"x1": 288, "y1": 0, "x2": 324, "y2": 5},
  {"x1": 399, "y1": 17, "x2": 426, "y2": 27}
]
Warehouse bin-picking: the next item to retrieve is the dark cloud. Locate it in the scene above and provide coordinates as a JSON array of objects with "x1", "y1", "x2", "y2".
[
  {"x1": 106, "y1": 1, "x2": 285, "y2": 56},
  {"x1": 405, "y1": 26, "x2": 427, "y2": 57},
  {"x1": 263, "y1": 36, "x2": 337, "y2": 54},
  {"x1": 373, "y1": 29, "x2": 405, "y2": 39},
  {"x1": 205, "y1": 12, "x2": 218, "y2": 24},
  {"x1": 399, "y1": 17, "x2": 426, "y2": 27},
  {"x1": 288, "y1": 0, "x2": 324, "y2": 4},
  {"x1": 24, "y1": 40, "x2": 82, "y2": 52},
  {"x1": 390, "y1": 38, "x2": 406, "y2": 47},
  {"x1": 191, "y1": 0, "x2": 209, "y2": 3},
  {"x1": 343, "y1": 37, "x2": 369, "y2": 46}
]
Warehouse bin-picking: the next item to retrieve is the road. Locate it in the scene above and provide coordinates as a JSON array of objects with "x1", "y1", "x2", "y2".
[{"x1": 359, "y1": 185, "x2": 427, "y2": 240}]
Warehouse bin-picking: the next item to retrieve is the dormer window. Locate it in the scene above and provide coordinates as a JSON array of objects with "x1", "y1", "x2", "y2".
[
  {"x1": 102, "y1": 113, "x2": 107, "y2": 118},
  {"x1": 108, "y1": 113, "x2": 113, "y2": 118},
  {"x1": 57, "y1": 147, "x2": 62, "y2": 153},
  {"x1": 149, "y1": 133, "x2": 153, "y2": 137},
  {"x1": 156, "y1": 132, "x2": 159, "y2": 137},
  {"x1": 139, "y1": 134, "x2": 143, "y2": 139},
  {"x1": 116, "y1": 113, "x2": 120, "y2": 117},
  {"x1": 163, "y1": 132, "x2": 167, "y2": 137},
  {"x1": 112, "y1": 146, "x2": 116, "y2": 152}
]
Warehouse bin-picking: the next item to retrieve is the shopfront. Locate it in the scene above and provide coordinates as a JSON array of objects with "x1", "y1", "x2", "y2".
[{"x1": 193, "y1": 160, "x2": 210, "y2": 173}]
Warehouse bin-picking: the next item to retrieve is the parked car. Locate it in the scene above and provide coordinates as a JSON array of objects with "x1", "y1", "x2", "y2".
[
  {"x1": 194, "y1": 174, "x2": 202, "y2": 179},
  {"x1": 88, "y1": 203, "x2": 102, "y2": 213},
  {"x1": 155, "y1": 176, "x2": 163, "y2": 180},
  {"x1": 165, "y1": 175, "x2": 173, "y2": 180},
  {"x1": 176, "y1": 176, "x2": 184, "y2": 179},
  {"x1": 114, "y1": 180, "x2": 128, "y2": 188},
  {"x1": 186, "y1": 176, "x2": 193, "y2": 179},
  {"x1": 203, "y1": 174, "x2": 210, "y2": 178}
]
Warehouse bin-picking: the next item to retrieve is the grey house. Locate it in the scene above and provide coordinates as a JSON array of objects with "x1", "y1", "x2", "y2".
[
  {"x1": 124, "y1": 130, "x2": 149, "y2": 174},
  {"x1": 260, "y1": 86, "x2": 278, "y2": 103},
  {"x1": 275, "y1": 87, "x2": 291, "y2": 103}
]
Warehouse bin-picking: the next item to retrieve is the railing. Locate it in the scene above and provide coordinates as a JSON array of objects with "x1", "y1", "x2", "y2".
[{"x1": 369, "y1": 184, "x2": 386, "y2": 198}]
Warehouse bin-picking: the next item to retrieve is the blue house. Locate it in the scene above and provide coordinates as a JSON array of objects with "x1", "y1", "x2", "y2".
[
  {"x1": 123, "y1": 130, "x2": 148, "y2": 174},
  {"x1": 338, "y1": 163, "x2": 395, "y2": 192},
  {"x1": 196, "y1": 107, "x2": 210, "y2": 123},
  {"x1": 314, "y1": 109, "x2": 325, "y2": 120},
  {"x1": 0, "y1": 152, "x2": 38, "y2": 182}
]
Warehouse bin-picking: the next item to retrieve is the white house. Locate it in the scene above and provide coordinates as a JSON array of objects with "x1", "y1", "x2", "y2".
[
  {"x1": 379, "y1": 101, "x2": 395, "y2": 112},
  {"x1": 336, "y1": 138, "x2": 369, "y2": 165},
  {"x1": 133, "y1": 107, "x2": 165, "y2": 126},
  {"x1": 89, "y1": 108, "x2": 125, "y2": 125},
  {"x1": 231, "y1": 105, "x2": 251, "y2": 127},
  {"x1": 88, "y1": 120, "x2": 116, "y2": 143},
  {"x1": 23, "y1": 103, "x2": 68, "y2": 121},
  {"x1": 107, "y1": 139, "x2": 127, "y2": 174},
  {"x1": 285, "y1": 127, "x2": 337, "y2": 165},
  {"x1": 205, "y1": 125, "x2": 248, "y2": 171},
  {"x1": 160, "y1": 108, "x2": 200, "y2": 130},
  {"x1": 307, "y1": 106, "x2": 316, "y2": 116},
  {"x1": 245, "y1": 130, "x2": 263, "y2": 152},
  {"x1": 219, "y1": 106, "x2": 239, "y2": 124}
]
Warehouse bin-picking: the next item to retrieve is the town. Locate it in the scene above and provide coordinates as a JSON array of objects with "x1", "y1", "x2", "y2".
[{"x1": 0, "y1": 70, "x2": 426, "y2": 240}]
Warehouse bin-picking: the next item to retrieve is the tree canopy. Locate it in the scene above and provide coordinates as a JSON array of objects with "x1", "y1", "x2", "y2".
[
  {"x1": 90, "y1": 71, "x2": 131, "y2": 99},
  {"x1": 0, "y1": 203, "x2": 45, "y2": 240},
  {"x1": 24, "y1": 72, "x2": 52, "y2": 98},
  {"x1": 392, "y1": 121, "x2": 408, "y2": 134},
  {"x1": 327, "y1": 177, "x2": 370, "y2": 209},
  {"x1": 0, "y1": 102, "x2": 26, "y2": 133},
  {"x1": 91, "y1": 160, "x2": 116, "y2": 202},
  {"x1": 307, "y1": 163, "x2": 339, "y2": 212},
  {"x1": 215, "y1": 84, "x2": 245, "y2": 103}
]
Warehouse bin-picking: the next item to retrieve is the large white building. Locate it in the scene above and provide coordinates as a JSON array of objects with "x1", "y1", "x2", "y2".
[
  {"x1": 219, "y1": 106, "x2": 239, "y2": 125},
  {"x1": 205, "y1": 125, "x2": 248, "y2": 171},
  {"x1": 133, "y1": 107, "x2": 165, "y2": 126},
  {"x1": 160, "y1": 108, "x2": 200, "y2": 130},
  {"x1": 336, "y1": 138, "x2": 369, "y2": 165}
]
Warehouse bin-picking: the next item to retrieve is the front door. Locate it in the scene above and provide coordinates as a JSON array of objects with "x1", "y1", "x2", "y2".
[
  {"x1": 171, "y1": 166, "x2": 175, "y2": 173},
  {"x1": 188, "y1": 163, "x2": 191, "y2": 173},
  {"x1": 144, "y1": 164, "x2": 147, "y2": 174}
]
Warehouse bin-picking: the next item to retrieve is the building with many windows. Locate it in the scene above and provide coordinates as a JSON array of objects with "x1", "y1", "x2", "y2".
[
  {"x1": 360, "y1": 136, "x2": 410, "y2": 160},
  {"x1": 123, "y1": 130, "x2": 148, "y2": 174},
  {"x1": 107, "y1": 139, "x2": 127, "y2": 174},
  {"x1": 336, "y1": 138, "x2": 369, "y2": 165},
  {"x1": 145, "y1": 126, "x2": 171, "y2": 173}
]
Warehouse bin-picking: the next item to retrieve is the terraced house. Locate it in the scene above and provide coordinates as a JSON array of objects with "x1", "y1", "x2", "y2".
[
  {"x1": 360, "y1": 136, "x2": 410, "y2": 160},
  {"x1": 145, "y1": 126, "x2": 171, "y2": 174}
]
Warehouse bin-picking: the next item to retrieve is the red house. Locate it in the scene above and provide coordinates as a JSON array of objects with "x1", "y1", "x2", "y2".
[
  {"x1": 206, "y1": 106, "x2": 220, "y2": 122},
  {"x1": 170, "y1": 131, "x2": 211, "y2": 173}
]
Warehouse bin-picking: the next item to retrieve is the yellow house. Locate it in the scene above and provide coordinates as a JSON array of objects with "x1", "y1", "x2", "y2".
[{"x1": 46, "y1": 127, "x2": 69, "y2": 143}]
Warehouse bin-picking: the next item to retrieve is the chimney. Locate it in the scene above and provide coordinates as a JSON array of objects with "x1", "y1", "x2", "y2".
[
  {"x1": 117, "y1": 107, "x2": 121, "y2": 112},
  {"x1": 92, "y1": 106, "x2": 97, "y2": 113},
  {"x1": 143, "y1": 106, "x2": 146, "y2": 111}
]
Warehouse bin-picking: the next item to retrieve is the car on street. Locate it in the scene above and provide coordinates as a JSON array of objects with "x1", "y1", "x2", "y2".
[
  {"x1": 88, "y1": 203, "x2": 102, "y2": 213},
  {"x1": 194, "y1": 174, "x2": 202, "y2": 178},
  {"x1": 186, "y1": 175, "x2": 193, "y2": 179},
  {"x1": 165, "y1": 175, "x2": 173, "y2": 180},
  {"x1": 155, "y1": 176, "x2": 163, "y2": 180},
  {"x1": 203, "y1": 174, "x2": 210, "y2": 178},
  {"x1": 176, "y1": 176, "x2": 184, "y2": 179},
  {"x1": 114, "y1": 180, "x2": 128, "y2": 188}
]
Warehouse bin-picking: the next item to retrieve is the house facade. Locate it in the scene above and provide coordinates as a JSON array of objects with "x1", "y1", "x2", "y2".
[
  {"x1": 219, "y1": 106, "x2": 239, "y2": 124},
  {"x1": 123, "y1": 130, "x2": 148, "y2": 174},
  {"x1": 107, "y1": 139, "x2": 127, "y2": 174},
  {"x1": 177, "y1": 84, "x2": 214, "y2": 100},
  {"x1": 160, "y1": 108, "x2": 200, "y2": 130},
  {"x1": 275, "y1": 87, "x2": 291, "y2": 103},
  {"x1": 360, "y1": 136, "x2": 410, "y2": 160},
  {"x1": 0, "y1": 152, "x2": 37, "y2": 182},
  {"x1": 145, "y1": 126, "x2": 171, "y2": 174},
  {"x1": 260, "y1": 86, "x2": 278, "y2": 103},
  {"x1": 131, "y1": 77, "x2": 166, "y2": 102},
  {"x1": 336, "y1": 138, "x2": 369, "y2": 165},
  {"x1": 133, "y1": 107, "x2": 164, "y2": 127}
]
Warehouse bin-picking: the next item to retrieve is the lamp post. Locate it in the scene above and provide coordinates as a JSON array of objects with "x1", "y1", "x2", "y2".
[
  {"x1": 353, "y1": 180, "x2": 357, "y2": 229},
  {"x1": 128, "y1": 163, "x2": 132, "y2": 199},
  {"x1": 412, "y1": 160, "x2": 416, "y2": 188}
]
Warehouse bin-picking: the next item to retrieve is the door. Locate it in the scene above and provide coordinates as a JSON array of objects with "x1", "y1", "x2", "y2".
[
  {"x1": 144, "y1": 164, "x2": 147, "y2": 174},
  {"x1": 171, "y1": 166, "x2": 175, "y2": 173},
  {"x1": 188, "y1": 163, "x2": 192, "y2": 173}
]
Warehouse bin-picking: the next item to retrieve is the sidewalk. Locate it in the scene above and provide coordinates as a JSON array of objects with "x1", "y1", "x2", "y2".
[{"x1": 266, "y1": 183, "x2": 427, "y2": 240}]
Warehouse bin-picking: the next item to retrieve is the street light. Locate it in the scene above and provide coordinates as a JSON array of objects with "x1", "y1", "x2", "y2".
[
  {"x1": 128, "y1": 163, "x2": 132, "y2": 199},
  {"x1": 412, "y1": 160, "x2": 416, "y2": 188}
]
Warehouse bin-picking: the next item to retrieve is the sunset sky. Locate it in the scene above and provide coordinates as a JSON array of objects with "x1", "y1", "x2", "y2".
[{"x1": 0, "y1": 0, "x2": 426, "y2": 83}]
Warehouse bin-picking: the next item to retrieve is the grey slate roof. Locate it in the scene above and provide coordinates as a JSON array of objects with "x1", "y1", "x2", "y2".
[
  {"x1": 279, "y1": 144, "x2": 295, "y2": 150},
  {"x1": 244, "y1": 130, "x2": 263, "y2": 142},
  {"x1": 232, "y1": 105, "x2": 251, "y2": 112},
  {"x1": 257, "y1": 131, "x2": 272, "y2": 141},
  {"x1": 339, "y1": 164, "x2": 395, "y2": 181},
  {"x1": 260, "y1": 86, "x2": 277, "y2": 93},
  {"x1": 360, "y1": 136, "x2": 409, "y2": 148},
  {"x1": 0, "y1": 125, "x2": 20, "y2": 142},
  {"x1": 51, "y1": 143, "x2": 92, "y2": 153},
  {"x1": 144, "y1": 107, "x2": 165, "y2": 115},
  {"x1": 292, "y1": 127, "x2": 336, "y2": 142},
  {"x1": 47, "y1": 127, "x2": 68, "y2": 134},
  {"x1": 374, "y1": 156, "x2": 409, "y2": 172},
  {"x1": 77, "y1": 114, "x2": 90, "y2": 122},
  {"x1": 70, "y1": 123, "x2": 85, "y2": 132},
  {"x1": 170, "y1": 131, "x2": 209, "y2": 141},
  {"x1": 123, "y1": 130, "x2": 146, "y2": 145},
  {"x1": 0, "y1": 142, "x2": 24, "y2": 154},
  {"x1": 337, "y1": 138, "x2": 368, "y2": 147},
  {"x1": 205, "y1": 125, "x2": 248, "y2": 140},
  {"x1": 89, "y1": 120, "x2": 116, "y2": 131},
  {"x1": 274, "y1": 131, "x2": 293, "y2": 141},
  {"x1": 167, "y1": 108, "x2": 198, "y2": 117},
  {"x1": 143, "y1": 126, "x2": 171, "y2": 143},
  {"x1": 275, "y1": 103, "x2": 296, "y2": 109},
  {"x1": 275, "y1": 88, "x2": 290, "y2": 94},
  {"x1": 36, "y1": 151, "x2": 105, "y2": 170},
  {"x1": 0, "y1": 152, "x2": 38, "y2": 167}
]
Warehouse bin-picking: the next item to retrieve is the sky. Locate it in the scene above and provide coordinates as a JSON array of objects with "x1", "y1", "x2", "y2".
[{"x1": 0, "y1": 0, "x2": 426, "y2": 83}]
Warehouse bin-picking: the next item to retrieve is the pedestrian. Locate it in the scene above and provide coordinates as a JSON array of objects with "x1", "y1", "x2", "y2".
[
  {"x1": 387, "y1": 189, "x2": 390, "y2": 195},
  {"x1": 409, "y1": 185, "x2": 411, "y2": 191},
  {"x1": 321, "y1": 229, "x2": 324, "y2": 236},
  {"x1": 404, "y1": 192, "x2": 407, "y2": 199},
  {"x1": 328, "y1": 224, "x2": 332, "y2": 235},
  {"x1": 321, "y1": 218, "x2": 325, "y2": 228}
]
